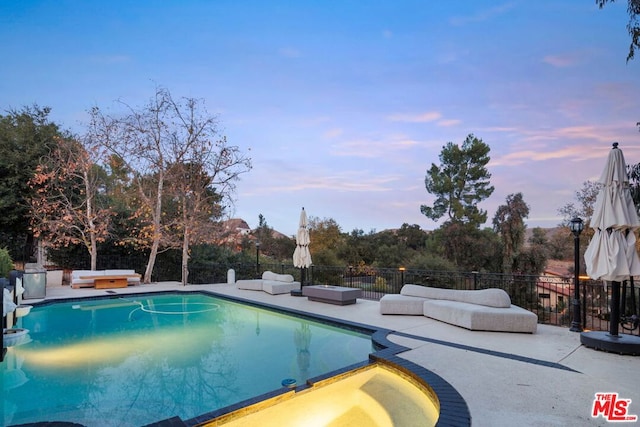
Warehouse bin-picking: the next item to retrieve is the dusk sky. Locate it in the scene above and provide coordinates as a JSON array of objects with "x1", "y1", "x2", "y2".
[{"x1": 2, "y1": 1, "x2": 639, "y2": 237}]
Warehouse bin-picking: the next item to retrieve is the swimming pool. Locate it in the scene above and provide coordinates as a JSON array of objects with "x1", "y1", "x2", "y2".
[{"x1": 3, "y1": 292, "x2": 375, "y2": 426}]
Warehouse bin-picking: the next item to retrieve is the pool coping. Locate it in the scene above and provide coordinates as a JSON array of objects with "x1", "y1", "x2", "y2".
[{"x1": 12, "y1": 289, "x2": 471, "y2": 427}]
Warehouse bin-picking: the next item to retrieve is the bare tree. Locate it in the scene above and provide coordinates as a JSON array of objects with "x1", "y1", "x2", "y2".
[
  {"x1": 557, "y1": 180, "x2": 601, "y2": 226},
  {"x1": 28, "y1": 136, "x2": 112, "y2": 269},
  {"x1": 88, "y1": 87, "x2": 251, "y2": 283},
  {"x1": 167, "y1": 150, "x2": 250, "y2": 285}
]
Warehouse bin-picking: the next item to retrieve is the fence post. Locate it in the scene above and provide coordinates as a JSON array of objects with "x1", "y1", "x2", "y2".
[
  {"x1": 582, "y1": 280, "x2": 587, "y2": 329},
  {"x1": 399, "y1": 267, "x2": 405, "y2": 293},
  {"x1": 472, "y1": 271, "x2": 478, "y2": 290}
]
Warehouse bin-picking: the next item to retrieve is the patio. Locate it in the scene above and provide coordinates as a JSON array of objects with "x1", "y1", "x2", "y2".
[{"x1": 21, "y1": 281, "x2": 640, "y2": 426}]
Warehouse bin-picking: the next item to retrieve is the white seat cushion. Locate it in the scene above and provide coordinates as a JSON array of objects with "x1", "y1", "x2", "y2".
[
  {"x1": 379, "y1": 294, "x2": 425, "y2": 315},
  {"x1": 263, "y1": 281, "x2": 300, "y2": 295},
  {"x1": 236, "y1": 279, "x2": 263, "y2": 291}
]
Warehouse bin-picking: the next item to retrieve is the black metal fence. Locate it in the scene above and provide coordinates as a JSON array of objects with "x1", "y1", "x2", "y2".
[
  {"x1": 194, "y1": 262, "x2": 640, "y2": 336},
  {"x1": 52, "y1": 257, "x2": 639, "y2": 336}
]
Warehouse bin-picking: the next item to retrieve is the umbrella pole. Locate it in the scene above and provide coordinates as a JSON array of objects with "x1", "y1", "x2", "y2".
[
  {"x1": 290, "y1": 267, "x2": 305, "y2": 297},
  {"x1": 609, "y1": 281, "x2": 621, "y2": 337},
  {"x1": 631, "y1": 277, "x2": 637, "y2": 316}
]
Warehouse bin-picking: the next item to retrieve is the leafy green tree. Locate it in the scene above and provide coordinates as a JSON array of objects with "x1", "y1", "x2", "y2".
[
  {"x1": 435, "y1": 222, "x2": 502, "y2": 272},
  {"x1": 251, "y1": 214, "x2": 296, "y2": 262},
  {"x1": 406, "y1": 251, "x2": 456, "y2": 272},
  {"x1": 515, "y1": 227, "x2": 549, "y2": 276},
  {"x1": 597, "y1": 0, "x2": 640, "y2": 61},
  {"x1": 492, "y1": 193, "x2": 530, "y2": 274},
  {"x1": 396, "y1": 223, "x2": 427, "y2": 250},
  {"x1": 308, "y1": 217, "x2": 345, "y2": 266},
  {"x1": 547, "y1": 229, "x2": 573, "y2": 260},
  {"x1": 421, "y1": 134, "x2": 494, "y2": 227},
  {"x1": 340, "y1": 229, "x2": 379, "y2": 267},
  {"x1": 0, "y1": 247, "x2": 13, "y2": 278},
  {"x1": 268, "y1": 236, "x2": 297, "y2": 263},
  {"x1": 372, "y1": 243, "x2": 406, "y2": 268},
  {"x1": 0, "y1": 106, "x2": 62, "y2": 260},
  {"x1": 253, "y1": 214, "x2": 273, "y2": 250}
]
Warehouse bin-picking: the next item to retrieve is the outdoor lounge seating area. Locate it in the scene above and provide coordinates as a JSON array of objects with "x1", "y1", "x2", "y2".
[
  {"x1": 236, "y1": 270, "x2": 301, "y2": 295},
  {"x1": 70, "y1": 269, "x2": 141, "y2": 289},
  {"x1": 380, "y1": 284, "x2": 538, "y2": 333}
]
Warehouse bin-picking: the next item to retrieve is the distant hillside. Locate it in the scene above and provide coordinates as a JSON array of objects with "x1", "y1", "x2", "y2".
[{"x1": 218, "y1": 218, "x2": 291, "y2": 249}]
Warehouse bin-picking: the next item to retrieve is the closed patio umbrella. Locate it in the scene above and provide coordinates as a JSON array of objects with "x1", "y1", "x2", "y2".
[
  {"x1": 292, "y1": 208, "x2": 312, "y2": 295},
  {"x1": 582, "y1": 143, "x2": 640, "y2": 354}
]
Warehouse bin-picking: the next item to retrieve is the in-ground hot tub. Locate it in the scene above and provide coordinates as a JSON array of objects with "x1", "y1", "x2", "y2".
[{"x1": 202, "y1": 363, "x2": 441, "y2": 427}]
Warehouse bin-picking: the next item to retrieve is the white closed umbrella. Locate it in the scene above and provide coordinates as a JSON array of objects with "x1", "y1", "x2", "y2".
[
  {"x1": 583, "y1": 143, "x2": 640, "y2": 348},
  {"x1": 585, "y1": 143, "x2": 640, "y2": 283},
  {"x1": 293, "y1": 208, "x2": 312, "y2": 289}
]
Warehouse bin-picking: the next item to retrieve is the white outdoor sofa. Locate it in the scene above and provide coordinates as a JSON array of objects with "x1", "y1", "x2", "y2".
[
  {"x1": 380, "y1": 284, "x2": 538, "y2": 333},
  {"x1": 236, "y1": 271, "x2": 301, "y2": 295},
  {"x1": 71, "y1": 269, "x2": 141, "y2": 289}
]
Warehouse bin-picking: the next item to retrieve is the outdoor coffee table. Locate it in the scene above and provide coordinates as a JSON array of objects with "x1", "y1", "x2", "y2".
[
  {"x1": 302, "y1": 285, "x2": 362, "y2": 305},
  {"x1": 79, "y1": 274, "x2": 139, "y2": 289}
]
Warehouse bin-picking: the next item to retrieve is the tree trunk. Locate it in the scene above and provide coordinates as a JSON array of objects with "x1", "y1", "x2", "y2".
[
  {"x1": 143, "y1": 169, "x2": 165, "y2": 284},
  {"x1": 181, "y1": 201, "x2": 190, "y2": 286},
  {"x1": 145, "y1": 238, "x2": 159, "y2": 284},
  {"x1": 90, "y1": 235, "x2": 97, "y2": 271},
  {"x1": 181, "y1": 232, "x2": 189, "y2": 286},
  {"x1": 85, "y1": 169, "x2": 98, "y2": 271}
]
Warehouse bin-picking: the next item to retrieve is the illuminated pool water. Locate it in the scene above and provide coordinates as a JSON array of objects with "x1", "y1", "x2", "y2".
[
  {"x1": 2, "y1": 292, "x2": 374, "y2": 426},
  {"x1": 209, "y1": 364, "x2": 441, "y2": 427}
]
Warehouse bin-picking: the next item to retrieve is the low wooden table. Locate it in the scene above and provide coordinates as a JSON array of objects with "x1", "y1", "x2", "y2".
[
  {"x1": 77, "y1": 274, "x2": 140, "y2": 289},
  {"x1": 93, "y1": 276, "x2": 129, "y2": 289},
  {"x1": 302, "y1": 285, "x2": 362, "y2": 305}
]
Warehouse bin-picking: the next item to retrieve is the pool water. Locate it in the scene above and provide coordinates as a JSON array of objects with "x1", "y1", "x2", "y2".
[{"x1": 2, "y1": 293, "x2": 373, "y2": 426}]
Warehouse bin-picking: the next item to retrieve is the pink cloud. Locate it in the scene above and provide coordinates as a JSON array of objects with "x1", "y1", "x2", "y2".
[
  {"x1": 543, "y1": 53, "x2": 581, "y2": 68},
  {"x1": 387, "y1": 111, "x2": 442, "y2": 123}
]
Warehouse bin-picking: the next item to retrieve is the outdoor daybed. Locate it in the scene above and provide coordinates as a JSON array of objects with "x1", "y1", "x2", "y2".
[
  {"x1": 71, "y1": 269, "x2": 141, "y2": 289},
  {"x1": 236, "y1": 271, "x2": 301, "y2": 295},
  {"x1": 380, "y1": 284, "x2": 538, "y2": 333}
]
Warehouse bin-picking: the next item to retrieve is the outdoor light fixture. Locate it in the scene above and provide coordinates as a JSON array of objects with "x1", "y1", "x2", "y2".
[{"x1": 569, "y1": 217, "x2": 584, "y2": 332}]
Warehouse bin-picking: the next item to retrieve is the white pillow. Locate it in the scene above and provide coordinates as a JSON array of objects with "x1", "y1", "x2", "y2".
[{"x1": 262, "y1": 271, "x2": 278, "y2": 281}]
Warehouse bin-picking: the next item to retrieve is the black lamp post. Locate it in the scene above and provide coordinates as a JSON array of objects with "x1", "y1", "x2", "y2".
[
  {"x1": 569, "y1": 217, "x2": 584, "y2": 332},
  {"x1": 255, "y1": 241, "x2": 261, "y2": 276}
]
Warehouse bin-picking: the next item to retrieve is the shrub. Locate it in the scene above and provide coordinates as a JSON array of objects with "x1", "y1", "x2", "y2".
[
  {"x1": 371, "y1": 276, "x2": 389, "y2": 293},
  {"x1": 0, "y1": 247, "x2": 14, "y2": 278}
]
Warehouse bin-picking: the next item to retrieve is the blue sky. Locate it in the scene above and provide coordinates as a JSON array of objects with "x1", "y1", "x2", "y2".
[{"x1": 1, "y1": 1, "x2": 639, "y2": 236}]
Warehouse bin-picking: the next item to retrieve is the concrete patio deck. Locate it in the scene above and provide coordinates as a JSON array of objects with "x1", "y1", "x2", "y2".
[{"x1": 23, "y1": 281, "x2": 640, "y2": 426}]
